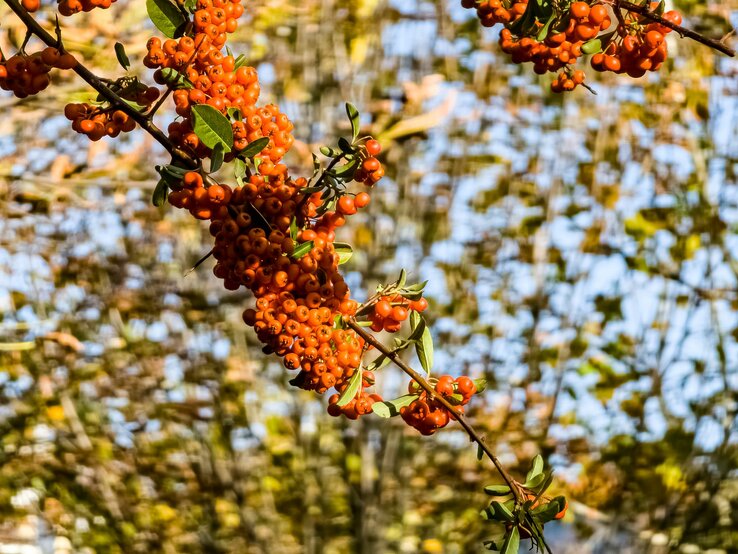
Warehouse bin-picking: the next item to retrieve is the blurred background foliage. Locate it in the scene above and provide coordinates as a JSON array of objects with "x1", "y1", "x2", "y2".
[{"x1": 0, "y1": 0, "x2": 737, "y2": 552}]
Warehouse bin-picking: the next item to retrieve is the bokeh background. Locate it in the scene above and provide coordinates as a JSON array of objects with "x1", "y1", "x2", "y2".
[{"x1": 1, "y1": 0, "x2": 737, "y2": 552}]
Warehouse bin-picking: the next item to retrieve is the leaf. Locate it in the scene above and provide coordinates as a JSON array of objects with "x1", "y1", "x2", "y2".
[
  {"x1": 210, "y1": 143, "x2": 225, "y2": 173},
  {"x1": 581, "y1": 38, "x2": 602, "y2": 55},
  {"x1": 240, "y1": 136, "x2": 270, "y2": 159},
  {"x1": 227, "y1": 107, "x2": 242, "y2": 121},
  {"x1": 523, "y1": 472, "x2": 547, "y2": 490},
  {"x1": 371, "y1": 394, "x2": 418, "y2": 418},
  {"x1": 531, "y1": 496, "x2": 566, "y2": 523},
  {"x1": 332, "y1": 158, "x2": 358, "y2": 177},
  {"x1": 474, "y1": 378, "x2": 487, "y2": 394},
  {"x1": 338, "y1": 136, "x2": 354, "y2": 153},
  {"x1": 484, "y1": 485, "x2": 512, "y2": 496},
  {"x1": 397, "y1": 269, "x2": 407, "y2": 289},
  {"x1": 500, "y1": 527, "x2": 520, "y2": 554},
  {"x1": 408, "y1": 310, "x2": 425, "y2": 341},
  {"x1": 365, "y1": 353, "x2": 392, "y2": 372},
  {"x1": 415, "y1": 325, "x2": 434, "y2": 374},
  {"x1": 477, "y1": 444, "x2": 484, "y2": 461},
  {"x1": 158, "y1": 68, "x2": 193, "y2": 89},
  {"x1": 191, "y1": 104, "x2": 233, "y2": 151},
  {"x1": 289, "y1": 217, "x2": 299, "y2": 240},
  {"x1": 234, "y1": 157, "x2": 246, "y2": 186},
  {"x1": 333, "y1": 314, "x2": 346, "y2": 329},
  {"x1": 334, "y1": 242, "x2": 353, "y2": 264},
  {"x1": 152, "y1": 179, "x2": 168, "y2": 207},
  {"x1": 114, "y1": 42, "x2": 130, "y2": 70},
  {"x1": 146, "y1": 0, "x2": 186, "y2": 38},
  {"x1": 320, "y1": 146, "x2": 340, "y2": 157},
  {"x1": 526, "y1": 455, "x2": 544, "y2": 483},
  {"x1": 291, "y1": 240, "x2": 315, "y2": 260},
  {"x1": 491, "y1": 501, "x2": 515, "y2": 522},
  {"x1": 345, "y1": 102, "x2": 360, "y2": 140},
  {"x1": 336, "y1": 369, "x2": 362, "y2": 407},
  {"x1": 234, "y1": 54, "x2": 248, "y2": 69}
]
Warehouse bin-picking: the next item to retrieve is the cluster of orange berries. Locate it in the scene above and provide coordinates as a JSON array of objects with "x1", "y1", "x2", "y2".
[
  {"x1": 58, "y1": 0, "x2": 117, "y2": 16},
  {"x1": 590, "y1": 9, "x2": 681, "y2": 77},
  {"x1": 352, "y1": 139, "x2": 385, "y2": 186},
  {"x1": 0, "y1": 47, "x2": 76, "y2": 98},
  {"x1": 369, "y1": 295, "x2": 428, "y2": 333},
  {"x1": 143, "y1": 0, "x2": 291, "y2": 164},
  {"x1": 463, "y1": 0, "x2": 682, "y2": 92},
  {"x1": 64, "y1": 85, "x2": 158, "y2": 140},
  {"x1": 402, "y1": 376, "x2": 477, "y2": 435},
  {"x1": 64, "y1": 104, "x2": 137, "y2": 141}
]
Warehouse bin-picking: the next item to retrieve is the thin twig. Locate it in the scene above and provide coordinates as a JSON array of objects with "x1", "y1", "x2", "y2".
[{"x1": 346, "y1": 318, "x2": 523, "y2": 501}]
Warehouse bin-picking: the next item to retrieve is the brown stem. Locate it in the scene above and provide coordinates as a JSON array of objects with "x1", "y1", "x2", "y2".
[
  {"x1": 2, "y1": 0, "x2": 198, "y2": 167},
  {"x1": 346, "y1": 318, "x2": 523, "y2": 500},
  {"x1": 616, "y1": 0, "x2": 735, "y2": 57}
]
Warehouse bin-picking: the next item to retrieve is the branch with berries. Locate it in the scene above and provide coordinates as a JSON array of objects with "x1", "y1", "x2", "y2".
[
  {"x1": 463, "y1": 0, "x2": 734, "y2": 92},
  {"x1": 2, "y1": 0, "x2": 570, "y2": 551}
]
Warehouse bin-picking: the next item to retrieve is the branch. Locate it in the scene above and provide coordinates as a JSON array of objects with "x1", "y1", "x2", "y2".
[
  {"x1": 346, "y1": 319, "x2": 522, "y2": 499},
  {"x1": 2, "y1": 0, "x2": 198, "y2": 167},
  {"x1": 617, "y1": 0, "x2": 735, "y2": 57}
]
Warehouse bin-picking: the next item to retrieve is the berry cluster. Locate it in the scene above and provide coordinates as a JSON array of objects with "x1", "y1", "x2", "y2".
[
  {"x1": 352, "y1": 139, "x2": 384, "y2": 186},
  {"x1": 590, "y1": 9, "x2": 681, "y2": 77},
  {"x1": 462, "y1": 0, "x2": 682, "y2": 92},
  {"x1": 58, "y1": 0, "x2": 117, "y2": 16},
  {"x1": 40, "y1": 0, "x2": 477, "y2": 431},
  {"x1": 0, "y1": 47, "x2": 76, "y2": 98},
  {"x1": 369, "y1": 295, "x2": 428, "y2": 333},
  {"x1": 143, "y1": 0, "x2": 291, "y2": 164},
  {"x1": 402, "y1": 376, "x2": 477, "y2": 435},
  {"x1": 63, "y1": 84, "x2": 159, "y2": 140}
]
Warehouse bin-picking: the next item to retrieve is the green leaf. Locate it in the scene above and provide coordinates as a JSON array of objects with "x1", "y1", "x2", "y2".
[
  {"x1": 408, "y1": 311, "x2": 425, "y2": 342},
  {"x1": 320, "y1": 146, "x2": 340, "y2": 157},
  {"x1": 227, "y1": 107, "x2": 242, "y2": 121},
  {"x1": 157, "y1": 68, "x2": 193, "y2": 89},
  {"x1": 183, "y1": 0, "x2": 196, "y2": 12},
  {"x1": 234, "y1": 54, "x2": 248, "y2": 69},
  {"x1": 500, "y1": 527, "x2": 520, "y2": 554},
  {"x1": 474, "y1": 378, "x2": 487, "y2": 394},
  {"x1": 581, "y1": 38, "x2": 602, "y2": 55},
  {"x1": 484, "y1": 485, "x2": 512, "y2": 496},
  {"x1": 531, "y1": 496, "x2": 566, "y2": 523},
  {"x1": 289, "y1": 217, "x2": 299, "y2": 240},
  {"x1": 334, "y1": 242, "x2": 353, "y2": 264},
  {"x1": 234, "y1": 157, "x2": 246, "y2": 186},
  {"x1": 146, "y1": 0, "x2": 186, "y2": 38},
  {"x1": 333, "y1": 314, "x2": 346, "y2": 329},
  {"x1": 365, "y1": 353, "x2": 392, "y2": 372},
  {"x1": 491, "y1": 501, "x2": 515, "y2": 522},
  {"x1": 332, "y1": 158, "x2": 358, "y2": 177},
  {"x1": 114, "y1": 42, "x2": 130, "y2": 71},
  {"x1": 523, "y1": 471, "x2": 547, "y2": 490},
  {"x1": 291, "y1": 240, "x2": 315, "y2": 260},
  {"x1": 191, "y1": 104, "x2": 233, "y2": 152},
  {"x1": 210, "y1": 143, "x2": 225, "y2": 173},
  {"x1": 152, "y1": 179, "x2": 168, "y2": 207},
  {"x1": 526, "y1": 455, "x2": 544, "y2": 483},
  {"x1": 415, "y1": 325, "x2": 433, "y2": 374},
  {"x1": 336, "y1": 369, "x2": 362, "y2": 407},
  {"x1": 397, "y1": 269, "x2": 407, "y2": 289},
  {"x1": 371, "y1": 394, "x2": 418, "y2": 418},
  {"x1": 338, "y1": 136, "x2": 354, "y2": 153},
  {"x1": 345, "y1": 102, "x2": 360, "y2": 141},
  {"x1": 477, "y1": 444, "x2": 484, "y2": 461},
  {"x1": 240, "y1": 136, "x2": 270, "y2": 159}
]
